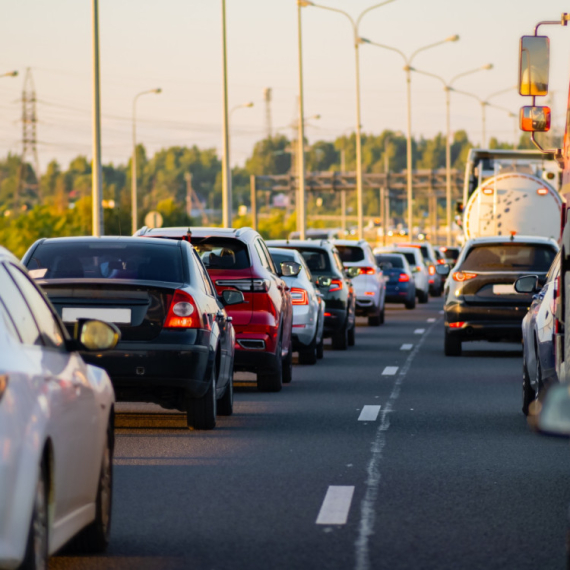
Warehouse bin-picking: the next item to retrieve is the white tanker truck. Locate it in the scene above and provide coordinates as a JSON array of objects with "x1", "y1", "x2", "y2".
[{"x1": 462, "y1": 149, "x2": 563, "y2": 241}]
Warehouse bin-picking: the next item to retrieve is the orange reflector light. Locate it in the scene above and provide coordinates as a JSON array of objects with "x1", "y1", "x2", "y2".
[
  {"x1": 359, "y1": 266, "x2": 376, "y2": 275},
  {"x1": 452, "y1": 271, "x2": 477, "y2": 282},
  {"x1": 482, "y1": 187, "x2": 494, "y2": 196},
  {"x1": 537, "y1": 187, "x2": 549, "y2": 196},
  {"x1": 449, "y1": 321, "x2": 465, "y2": 329},
  {"x1": 364, "y1": 291, "x2": 375, "y2": 296}
]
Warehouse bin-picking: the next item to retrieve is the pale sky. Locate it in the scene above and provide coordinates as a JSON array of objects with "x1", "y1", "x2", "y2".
[{"x1": 2, "y1": 0, "x2": 570, "y2": 173}]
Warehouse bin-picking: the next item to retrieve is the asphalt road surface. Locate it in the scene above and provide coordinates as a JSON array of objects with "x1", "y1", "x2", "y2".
[{"x1": 51, "y1": 299, "x2": 570, "y2": 570}]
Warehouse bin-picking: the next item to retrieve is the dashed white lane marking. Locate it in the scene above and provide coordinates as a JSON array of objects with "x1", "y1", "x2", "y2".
[
  {"x1": 316, "y1": 486, "x2": 355, "y2": 525},
  {"x1": 400, "y1": 343, "x2": 413, "y2": 351},
  {"x1": 358, "y1": 405, "x2": 381, "y2": 421},
  {"x1": 381, "y1": 366, "x2": 399, "y2": 376},
  {"x1": 354, "y1": 320, "x2": 437, "y2": 570},
  {"x1": 414, "y1": 328, "x2": 425, "y2": 334},
  {"x1": 427, "y1": 318, "x2": 436, "y2": 323}
]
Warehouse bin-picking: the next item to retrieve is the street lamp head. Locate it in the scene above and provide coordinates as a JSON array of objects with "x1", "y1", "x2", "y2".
[
  {"x1": 313, "y1": 114, "x2": 321, "y2": 120},
  {"x1": 358, "y1": 37, "x2": 371, "y2": 44},
  {"x1": 482, "y1": 63, "x2": 493, "y2": 70},
  {"x1": 446, "y1": 34, "x2": 459, "y2": 42},
  {"x1": 298, "y1": 0, "x2": 314, "y2": 6},
  {"x1": 245, "y1": 102, "x2": 254, "y2": 108},
  {"x1": 8, "y1": 71, "x2": 18, "y2": 77},
  {"x1": 153, "y1": 88, "x2": 162, "y2": 94}
]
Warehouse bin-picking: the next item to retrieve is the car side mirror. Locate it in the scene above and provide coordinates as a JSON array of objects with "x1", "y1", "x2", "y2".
[
  {"x1": 316, "y1": 276, "x2": 332, "y2": 288},
  {"x1": 346, "y1": 266, "x2": 361, "y2": 279},
  {"x1": 435, "y1": 264, "x2": 450, "y2": 277},
  {"x1": 514, "y1": 275, "x2": 539, "y2": 294},
  {"x1": 530, "y1": 383, "x2": 570, "y2": 438},
  {"x1": 281, "y1": 261, "x2": 301, "y2": 277},
  {"x1": 220, "y1": 289, "x2": 245, "y2": 306},
  {"x1": 74, "y1": 319, "x2": 120, "y2": 351}
]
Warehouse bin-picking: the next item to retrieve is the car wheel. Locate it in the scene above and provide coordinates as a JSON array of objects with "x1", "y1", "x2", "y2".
[
  {"x1": 405, "y1": 296, "x2": 416, "y2": 310},
  {"x1": 282, "y1": 344, "x2": 293, "y2": 384},
  {"x1": 418, "y1": 290, "x2": 429, "y2": 304},
  {"x1": 186, "y1": 363, "x2": 217, "y2": 429},
  {"x1": 217, "y1": 374, "x2": 234, "y2": 416},
  {"x1": 299, "y1": 335, "x2": 317, "y2": 365},
  {"x1": 331, "y1": 322, "x2": 348, "y2": 350},
  {"x1": 368, "y1": 304, "x2": 382, "y2": 327},
  {"x1": 258, "y1": 338, "x2": 283, "y2": 392},
  {"x1": 444, "y1": 330, "x2": 461, "y2": 356},
  {"x1": 21, "y1": 460, "x2": 48, "y2": 570},
  {"x1": 522, "y1": 357, "x2": 535, "y2": 417},
  {"x1": 72, "y1": 420, "x2": 113, "y2": 553},
  {"x1": 316, "y1": 335, "x2": 324, "y2": 359},
  {"x1": 348, "y1": 322, "x2": 356, "y2": 346}
]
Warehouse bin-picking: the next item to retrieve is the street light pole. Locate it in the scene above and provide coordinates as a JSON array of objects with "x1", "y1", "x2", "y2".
[
  {"x1": 362, "y1": 35, "x2": 459, "y2": 241},
  {"x1": 132, "y1": 88, "x2": 161, "y2": 234},
  {"x1": 412, "y1": 64, "x2": 493, "y2": 245},
  {"x1": 91, "y1": 0, "x2": 103, "y2": 237},
  {"x1": 221, "y1": 0, "x2": 232, "y2": 228},
  {"x1": 297, "y1": 1, "x2": 307, "y2": 239},
  {"x1": 300, "y1": 0, "x2": 397, "y2": 240}
]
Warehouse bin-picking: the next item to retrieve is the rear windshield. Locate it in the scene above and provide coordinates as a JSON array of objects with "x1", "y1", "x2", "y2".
[
  {"x1": 270, "y1": 251, "x2": 295, "y2": 268},
  {"x1": 420, "y1": 246, "x2": 430, "y2": 261},
  {"x1": 336, "y1": 245, "x2": 365, "y2": 263},
  {"x1": 192, "y1": 238, "x2": 250, "y2": 270},
  {"x1": 288, "y1": 247, "x2": 331, "y2": 273},
  {"x1": 375, "y1": 255, "x2": 404, "y2": 269},
  {"x1": 441, "y1": 248, "x2": 460, "y2": 261},
  {"x1": 461, "y1": 243, "x2": 557, "y2": 272},
  {"x1": 388, "y1": 251, "x2": 416, "y2": 267},
  {"x1": 26, "y1": 242, "x2": 184, "y2": 282}
]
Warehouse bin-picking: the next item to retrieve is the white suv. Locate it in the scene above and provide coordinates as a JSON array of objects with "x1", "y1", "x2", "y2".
[{"x1": 333, "y1": 239, "x2": 386, "y2": 326}]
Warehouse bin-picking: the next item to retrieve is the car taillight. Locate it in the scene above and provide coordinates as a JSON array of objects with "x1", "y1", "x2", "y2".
[
  {"x1": 216, "y1": 278, "x2": 270, "y2": 292},
  {"x1": 329, "y1": 279, "x2": 343, "y2": 292},
  {"x1": 359, "y1": 266, "x2": 375, "y2": 275},
  {"x1": 0, "y1": 374, "x2": 7, "y2": 402},
  {"x1": 428, "y1": 265, "x2": 436, "y2": 276},
  {"x1": 437, "y1": 259, "x2": 446, "y2": 265},
  {"x1": 416, "y1": 266, "x2": 423, "y2": 272},
  {"x1": 452, "y1": 271, "x2": 477, "y2": 282},
  {"x1": 164, "y1": 290, "x2": 201, "y2": 329},
  {"x1": 291, "y1": 287, "x2": 309, "y2": 305},
  {"x1": 398, "y1": 273, "x2": 410, "y2": 282},
  {"x1": 449, "y1": 321, "x2": 465, "y2": 328}
]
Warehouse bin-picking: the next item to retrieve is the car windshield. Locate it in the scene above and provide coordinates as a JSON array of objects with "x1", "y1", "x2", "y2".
[
  {"x1": 335, "y1": 245, "x2": 365, "y2": 263},
  {"x1": 375, "y1": 255, "x2": 404, "y2": 269},
  {"x1": 25, "y1": 241, "x2": 184, "y2": 282},
  {"x1": 461, "y1": 243, "x2": 557, "y2": 272},
  {"x1": 441, "y1": 248, "x2": 460, "y2": 261},
  {"x1": 288, "y1": 247, "x2": 331, "y2": 273},
  {"x1": 192, "y1": 237, "x2": 250, "y2": 270}
]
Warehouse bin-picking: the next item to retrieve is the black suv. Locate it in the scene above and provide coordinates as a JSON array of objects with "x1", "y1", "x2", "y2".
[{"x1": 267, "y1": 239, "x2": 357, "y2": 350}]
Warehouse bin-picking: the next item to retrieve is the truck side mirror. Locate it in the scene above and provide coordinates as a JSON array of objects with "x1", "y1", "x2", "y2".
[
  {"x1": 519, "y1": 35, "x2": 550, "y2": 96},
  {"x1": 520, "y1": 106, "x2": 551, "y2": 132}
]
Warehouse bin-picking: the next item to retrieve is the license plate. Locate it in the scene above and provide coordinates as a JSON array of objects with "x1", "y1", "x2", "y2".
[
  {"x1": 493, "y1": 284, "x2": 516, "y2": 295},
  {"x1": 62, "y1": 307, "x2": 131, "y2": 324}
]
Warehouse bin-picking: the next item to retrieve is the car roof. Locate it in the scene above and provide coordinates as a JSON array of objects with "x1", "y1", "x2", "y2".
[
  {"x1": 332, "y1": 239, "x2": 368, "y2": 247},
  {"x1": 376, "y1": 246, "x2": 421, "y2": 255},
  {"x1": 464, "y1": 235, "x2": 559, "y2": 247},
  {"x1": 138, "y1": 226, "x2": 257, "y2": 240},
  {"x1": 266, "y1": 239, "x2": 336, "y2": 250},
  {"x1": 33, "y1": 235, "x2": 182, "y2": 248}
]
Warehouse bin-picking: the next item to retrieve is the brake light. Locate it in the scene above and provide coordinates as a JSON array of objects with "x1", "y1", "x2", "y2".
[
  {"x1": 437, "y1": 259, "x2": 446, "y2": 265},
  {"x1": 291, "y1": 287, "x2": 309, "y2": 305},
  {"x1": 164, "y1": 290, "x2": 201, "y2": 329},
  {"x1": 359, "y1": 266, "x2": 375, "y2": 275},
  {"x1": 398, "y1": 273, "x2": 410, "y2": 282},
  {"x1": 453, "y1": 271, "x2": 477, "y2": 282},
  {"x1": 329, "y1": 279, "x2": 343, "y2": 292},
  {"x1": 428, "y1": 265, "x2": 436, "y2": 276},
  {"x1": 449, "y1": 321, "x2": 465, "y2": 328},
  {"x1": 324, "y1": 312, "x2": 332, "y2": 317}
]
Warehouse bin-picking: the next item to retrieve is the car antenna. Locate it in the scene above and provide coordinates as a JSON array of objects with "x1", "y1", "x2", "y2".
[
  {"x1": 510, "y1": 230, "x2": 517, "y2": 242},
  {"x1": 183, "y1": 228, "x2": 192, "y2": 243}
]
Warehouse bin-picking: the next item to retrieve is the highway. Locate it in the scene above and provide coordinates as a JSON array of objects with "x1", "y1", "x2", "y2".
[{"x1": 50, "y1": 300, "x2": 570, "y2": 570}]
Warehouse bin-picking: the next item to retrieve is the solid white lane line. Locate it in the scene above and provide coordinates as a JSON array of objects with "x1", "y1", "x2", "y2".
[
  {"x1": 427, "y1": 318, "x2": 436, "y2": 323},
  {"x1": 316, "y1": 486, "x2": 355, "y2": 525},
  {"x1": 414, "y1": 328, "x2": 425, "y2": 334},
  {"x1": 400, "y1": 344, "x2": 413, "y2": 351},
  {"x1": 354, "y1": 320, "x2": 437, "y2": 570},
  {"x1": 358, "y1": 405, "x2": 381, "y2": 422},
  {"x1": 382, "y1": 366, "x2": 399, "y2": 376}
]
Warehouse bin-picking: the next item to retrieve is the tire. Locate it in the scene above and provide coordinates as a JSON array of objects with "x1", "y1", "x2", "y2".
[
  {"x1": 186, "y1": 363, "x2": 217, "y2": 430},
  {"x1": 405, "y1": 296, "x2": 416, "y2": 310},
  {"x1": 217, "y1": 375, "x2": 234, "y2": 416},
  {"x1": 444, "y1": 330, "x2": 462, "y2": 356},
  {"x1": 258, "y1": 338, "x2": 283, "y2": 392},
  {"x1": 299, "y1": 336, "x2": 317, "y2": 365},
  {"x1": 316, "y1": 335, "x2": 324, "y2": 359},
  {"x1": 21, "y1": 461, "x2": 48, "y2": 570},
  {"x1": 72, "y1": 425, "x2": 113, "y2": 553},
  {"x1": 331, "y1": 322, "x2": 348, "y2": 350},
  {"x1": 368, "y1": 304, "x2": 383, "y2": 327},
  {"x1": 282, "y1": 344, "x2": 293, "y2": 384},
  {"x1": 348, "y1": 322, "x2": 356, "y2": 346},
  {"x1": 522, "y1": 357, "x2": 535, "y2": 417},
  {"x1": 418, "y1": 289, "x2": 429, "y2": 304}
]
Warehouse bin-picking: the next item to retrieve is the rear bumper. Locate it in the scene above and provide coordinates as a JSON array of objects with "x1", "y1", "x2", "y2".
[
  {"x1": 355, "y1": 297, "x2": 377, "y2": 316},
  {"x1": 385, "y1": 282, "x2": 414, "y2": 303},
  {"x1": 232, "y1": 324, "x2": 279, "y2": 373}
]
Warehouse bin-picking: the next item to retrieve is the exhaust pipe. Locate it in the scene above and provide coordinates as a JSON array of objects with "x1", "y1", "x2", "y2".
[{"x1": 238, "y1": 339, "x2": 266, "y2": 350}]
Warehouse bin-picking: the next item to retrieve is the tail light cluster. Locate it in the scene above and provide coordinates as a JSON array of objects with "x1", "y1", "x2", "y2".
[
  {"x1": 398, "y1": 273, "x2": 410, "y2": 282},
  {"x1": 291, "y1": 287, "x2": 309, "y2": 305},
  {"x1": 164, "y1": 290, "x2": 202, "y2": 329},
  {"x1": 358, "y1": 266, "x2": 376, "y2": 275},
  {"x1": 428, "y1": 265, "x2": 436, "y2": 276},
  {"x1": 329, "y1": 279, "x2": 343, "y2": 292},
  {"x1": 449, "y1": 321, "x2": 465, "y2": 329},
  {"x1": 216, "y1": 278, "x2": 270, "y2": 292},
  {"x1": 452, "y1": 271, "x2": 477, "y2": 282}
]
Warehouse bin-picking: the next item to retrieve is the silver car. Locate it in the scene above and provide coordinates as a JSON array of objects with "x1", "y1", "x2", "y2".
[{"x1": 269, "y1": 247, "x2": 325, "y2": 365}]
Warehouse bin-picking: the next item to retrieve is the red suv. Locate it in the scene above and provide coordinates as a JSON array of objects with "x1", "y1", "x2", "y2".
[{"x1": 136, "y1": 226, "x2": 293, "y2": 392}]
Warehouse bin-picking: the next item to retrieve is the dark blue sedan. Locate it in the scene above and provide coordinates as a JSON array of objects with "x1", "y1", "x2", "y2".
[{"x1": 375, "y1": 254, "x2": 416, "y2": 310}]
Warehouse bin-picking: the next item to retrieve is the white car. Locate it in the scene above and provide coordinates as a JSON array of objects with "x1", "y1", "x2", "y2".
[
  {"x1": 375, "y1": 246, "x2": 430, "y2": 304},
  {"x1": 269, "y1": 247, "x2": 325, "y2": 364},
  {"x1": 0, "y1": 247, "x2": 119, "y2": 570},
  {"x1": 333, "y1": 240, "x2": 386, "y2": 326}
]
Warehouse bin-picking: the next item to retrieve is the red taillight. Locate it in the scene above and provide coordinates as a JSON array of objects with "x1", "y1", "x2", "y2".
[
  {"x1": 164, "y1": 290, "x2": 201, "y2": 329},
  {"x1": 398, "y1": 273, "x2": 410, "y2": 282},
  {"x1": 437, "y1": 259, "x2": 446, "y2": 265},
  {"x1": 291, "y1": 287, "x2": 309, "y2": 305},
  {"x1": 324, "y1": 312, "x2": 332, "y2": 317},
  {"x1": 428, "y1": 265, "x2": 436, "y2": 276},
  {"x1": 452, "y1": 271, "x2": 477, "y2": 282},
  {"x1": 449, "y1": 321, "x2": 465, "y2": 328},
  {"x1": 329, "y1": 279, "x2": 343, "y2": 292},
  {"x1": 359, "y1": 266, "x2": 376, "y2": 275}
]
